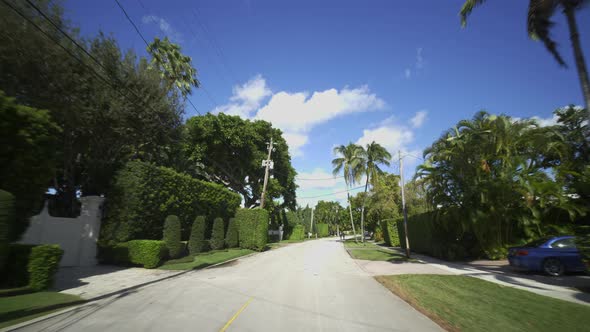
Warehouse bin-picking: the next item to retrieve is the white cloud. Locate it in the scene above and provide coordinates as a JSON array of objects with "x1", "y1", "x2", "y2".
[
  {"x1": 213, "y1": 75, "x2": 271, "y2": 118},
  {"x1": 142, "y1": 15, "x2": 182, "y2": 42},
  {"x1": 403, "y1": 47, "x2": 425, "y2": 79},
  {"x1": 416, "y1": 47, "x2": 424, "y2": 69},
  {"x1": 410, "y1": 110, "x2": 428, "y2": 128},
  {"x1": 356, "y1": 124, "x2": 414, "y2": 154},
  {"x1": 532, "y1": 114, "x2": 559, "y2": 127},
  {"x1": 296, "y1": 169, "x2": 344, "y2": 190},
  {"x1": 405, "y1": 68, "x2": 411, "y2": 79},
  {"x1": 213, "y1": 75, "x2": 385, "y2": 158}
]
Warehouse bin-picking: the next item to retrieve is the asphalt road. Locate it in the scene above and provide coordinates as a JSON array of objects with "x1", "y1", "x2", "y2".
[{"x1": 16, "y1": 238, "x2": 441, "y2": 332}]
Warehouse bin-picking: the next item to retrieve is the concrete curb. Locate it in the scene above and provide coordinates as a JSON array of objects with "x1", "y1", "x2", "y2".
[{"x1": 1, "y1": 250, "x2": 262, "y2": 332}]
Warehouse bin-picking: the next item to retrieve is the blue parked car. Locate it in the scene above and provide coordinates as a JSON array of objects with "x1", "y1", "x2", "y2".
[{"x1": 508, "y1": 236, "x2": 586, "y2": 276}]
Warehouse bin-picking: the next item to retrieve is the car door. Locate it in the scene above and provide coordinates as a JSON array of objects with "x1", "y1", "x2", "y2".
[{"x1": 550, "y1": 238, "x2": 585, "y2": 271}]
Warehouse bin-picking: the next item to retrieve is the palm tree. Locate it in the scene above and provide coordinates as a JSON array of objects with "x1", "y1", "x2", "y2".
[
  {"x1": 332, "y1": 143, "x2": 364, "y2": 242},
  {"x1": 460, "y1": 0, "x2": 590, "y2": 111},
  {"x1": 358, "y1": 141, "x2": 391, "y2": 243}
]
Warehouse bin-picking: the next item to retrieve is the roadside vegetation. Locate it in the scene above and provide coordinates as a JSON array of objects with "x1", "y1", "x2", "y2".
[
  {"x1": 160, "y1": 248, "x2": 253, "y2": 270},
  {"x1": 377, "y1": 274, "x2": 590, "y2": 332},
  {"x1": 0, "y1": 292, "x2": 82, "y2": 329},
  {"x1": 348, "y1": 249, "x2": 416, "y2": 262}
]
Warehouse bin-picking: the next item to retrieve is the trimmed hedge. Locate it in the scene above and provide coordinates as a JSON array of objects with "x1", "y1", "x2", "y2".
[
  {"x1": 236, "y1": 208, "x2": 268, "y2": 251},
  {"x1": 163, "y1": 215, "x2": 183, "y2": 258},
  {"x1": 0, "y1": 189, "x2": 14, "y2": 271},
  {"x1": 316, "y1": 223, "x2": 329, "y2": 237},
  {"x1": 0, "y1": 243, "x2": 35, "y2": 288},
  {"x1": 288, "y1": 224, "x2": 305, "y2": 241},
  {"x1": 210, "y1": 217, "x2": 225, "y2": 250},
  {"x1": 189, "y1": 216, "x2": 207, "y2": 254},
  {"x1": 225, "y1": 218, "x2": 238, "y2": 248},
  {"x1": 28, "y1": 244, "x2": 63, "y2": 291},
  {"x1": 98, "y1": 240, "x2": 168, "y2": 268},
  {"x1": 382, "y1": 218, "x2": 401, "y2": 247},
  {"x1": 100, "y1": 161, "x2": 241, "y2": 243}
]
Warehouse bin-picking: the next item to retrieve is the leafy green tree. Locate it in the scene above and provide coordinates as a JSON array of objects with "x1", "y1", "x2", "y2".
[
  {"x1": 366, "y1": 173, "x2": 402, "y2": 232},
  {"x1": 147, "y1": 37, "x2": 199, "y2": 97},
  {"x1": 0, "y1": 91, "x2": 61, "y2": 240},
  {"x1": 332, "y1": 143, "x2": 364, "y2": 241},
  {"x1": 183, "y1": 113, "x2": 297, "y2": 209},
  {"x1": 210, "y1": 217, "x2": 225, "y2": 250},
  {"x1": 358, "y1": 141, "x2": 391, "y2": 242},
  {"x1": 460, "y1": 0, "x2": 589, "y2": 109}
]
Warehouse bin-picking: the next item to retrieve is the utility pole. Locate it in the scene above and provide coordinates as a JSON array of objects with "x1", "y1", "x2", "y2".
[
  {"x1": 399, "y1": 150, "x2": 411, "y2": 258},
  {"x1": 260, "y1": 137, "x2": 274, "y2": 209},
  {"x1": 309, "y1": 207, "x2": 314, "y2": 239}
]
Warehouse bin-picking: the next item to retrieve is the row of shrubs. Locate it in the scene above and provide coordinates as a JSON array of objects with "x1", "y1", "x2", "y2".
[
  {"x1": 99, "y1": 208, "x2": 269, "y2": 268},
  {"x1": 0, "y1": 243, "x2": 63, "y2": 291}
]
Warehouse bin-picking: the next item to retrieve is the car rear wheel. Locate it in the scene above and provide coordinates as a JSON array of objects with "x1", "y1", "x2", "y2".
[{"x1": 543, "y1": 258, "x2": 564, "y2": 276}]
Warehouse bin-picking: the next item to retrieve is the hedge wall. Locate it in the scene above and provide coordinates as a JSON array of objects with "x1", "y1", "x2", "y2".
[
  {"x1": 236, "y1": 208, "x2": 268, "y2": 251},
  {"x1": 98, "y1": 240, "x2": 168, "y2": 269},
  {"x1": 189, "y1": 216, "x2": 207, "y2": 254},
  {"x1": 288, "y1": 224, "x2": 305, "y2": 241},
  {"x1": 210, "y1": 217, "x2": 225, "y2": 250},
  {"x1": 100, "y1": 161, "x2": 241, "y2": 243},
  {"x1": 0, "y1": 189, "x2": 14, "y2": 271},
  {"x1": 225, "y1": 218, "x2": 238, "y2": 248},
  {"x1": 28, "y1": 244, "x2": 63, "y2": 291},
  {"x1": 316, "y1": 224, "x2": 329, "y2": 238},
  {"x1": 382, "y1": 219, "x2": 401, "y2": 247},
  {"x1": 0, "y1": 244, "x2": 35, "y2": 288}
]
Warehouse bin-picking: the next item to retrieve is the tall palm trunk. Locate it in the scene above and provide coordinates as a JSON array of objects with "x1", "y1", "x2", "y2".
[
  {"x1": 564, "y1": 5, "x2": 590, "y2": 111},
  {"x1": 360, "y1": 175, "x2": 370, "y2": 243},
  {"x1": 346, "y1": 189, "x2": 357, "y2": 243}
]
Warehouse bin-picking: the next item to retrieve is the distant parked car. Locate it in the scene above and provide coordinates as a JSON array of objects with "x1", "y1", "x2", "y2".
[{"x1": 508, "y1": 236, "x2": 586, "y2": 276}]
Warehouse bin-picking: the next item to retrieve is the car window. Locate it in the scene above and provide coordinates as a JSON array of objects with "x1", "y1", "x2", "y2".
[{"x1": 550, "y1": 238, "x2": 576, "y2": 249}]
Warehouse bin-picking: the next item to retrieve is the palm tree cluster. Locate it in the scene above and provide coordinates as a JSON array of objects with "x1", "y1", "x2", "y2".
[
  {"x1": 332, "y1": 141, "x2": 391, "y2": 242},
  {"x1": 417, "y1": 108, "x2": 588, "y2": 256}
]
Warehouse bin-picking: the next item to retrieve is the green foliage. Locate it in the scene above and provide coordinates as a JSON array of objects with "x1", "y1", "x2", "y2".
[
  {"x1": 210, "y1": 217, "x2": 225, "y2": 250},
  {"x1": 189, "y1": 216, "x2": 207, "y2": 254},
  {"x1": 0, "y1": 190, "x2": 14, "y2": 270},
  {"x1": 183, "y1": 113, "x2": 297, "y2": 209},
  {"x1": 27, "y1": 245, "x2": 63, "y2": 291},
  {"x1": 225, "y1": 218, "x2": 239, "y2": 248},
  {"x1": 147, "y1": 37, "x2": 199, "y2": 97},
  {"x1": 381, "y1": 219, "x2": 401, "y2": 247},
  {"x1": 0, "y1": 244, "x2": 35, "y2": 288},
  {"x1": 316, "y1": 224, "x2": 329, "y2": 237},
  {"x1": 163, "y1": 215, "x2": 183, "y2": 258},
  {"x1": 236, "y1": 208, "x2": 269, "y2": 251},
  {"x1": 127, "y1": 240, "x2": 168, "y2": 269},
  {"x1": 0, "y1": 91, "x2": 61, "y2": 239},
  {"x1": 288, "y1": 224, "x2": 306, "y2": 241},
  {"x1": 100, "y1": 161, "x2": 241, "y2": 243}
]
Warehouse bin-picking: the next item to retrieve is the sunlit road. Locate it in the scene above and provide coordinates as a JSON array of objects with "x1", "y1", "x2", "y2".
[{"x1": 16, "y1": 238, "x2": 441, "y2": 331}]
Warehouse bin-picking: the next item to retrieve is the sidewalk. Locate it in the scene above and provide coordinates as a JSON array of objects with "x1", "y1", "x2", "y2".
[{"x1": 373, "y1": 245, "x2": 590, "y2": 306}]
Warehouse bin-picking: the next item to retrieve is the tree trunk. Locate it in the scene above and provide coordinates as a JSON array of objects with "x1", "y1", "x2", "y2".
[
  {"x1": 564, "y1": 5, "x2": 590, "y2": 111},
  {"x1": 360, "y1": 175, "x2": 370, "y2": 243},
  {"x1": 347, "y1": 189, "x2": 357, "y2": 243}
]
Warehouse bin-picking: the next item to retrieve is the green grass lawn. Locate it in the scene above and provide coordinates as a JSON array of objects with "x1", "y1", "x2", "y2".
[
  {"x1": 348, "y1": 248, "x2": 417, "y2": 262},
  {"x1": 159, "y1": 248, "x2": 254, "y2": 270},
  {"x1": 343, "y1": 239, "x2": 379, "y2": 248},
  {"x1": 0, "y1": 291, "x2": 83, "y2": 328},
  {"x1": 376, "y1": 274, "x2": 590, "y2": 332}
]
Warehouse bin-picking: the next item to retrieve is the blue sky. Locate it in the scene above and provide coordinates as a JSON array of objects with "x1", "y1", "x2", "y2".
[{"x1": 65, "y1": 0, "x2": 589, "y2": 206}]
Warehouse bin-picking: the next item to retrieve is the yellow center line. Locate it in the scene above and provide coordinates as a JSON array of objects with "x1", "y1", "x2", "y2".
[{"x1": 219, "y1": 297, "x2": 253, "y2": 332}]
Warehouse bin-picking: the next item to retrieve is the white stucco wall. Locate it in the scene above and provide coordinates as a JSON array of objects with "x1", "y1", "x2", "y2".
[{"x1": 19, "y1": 196, "x2": 104, "y2": 267}]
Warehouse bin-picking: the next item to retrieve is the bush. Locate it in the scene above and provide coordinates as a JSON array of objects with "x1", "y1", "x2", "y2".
[
  {"x1": 288, "y1": 224, "x2": 305, "y2": 241},
  {"x1": 0, "y1": 189, "x2": 14, "y2": 271},
  {"x1": 382, "y1": 219, "x2": 401, "y2": 247},
  {"x1": 189, "y1": 216, "x2": 207, "y2": 254},
  {"x1": 0, "y1": 243, "x2": 35, "y2": 288},
  {"x1": 236, "y1": 208, "x2": 268, "y2": 251},
  {"x1": 127, "y1": 240, "x2": 168, "y2": 268},
  {"x1": 210, "y1": 217, "x2": 225, "y2": 250},
  {"x1": 28, "y1": 244, "x2": 63, "y2": 291},
  {"x1": 225, "y1": 218, "x2": 238, "y2": 248},
  {"x1": 316, "y1": 223, "x2": 329, "y2": 237},
  {"x1": 163, "y1": 215, "x2": 183, "y2": 258},
  {"x1": 0, "y1": 91, "x2": 61, "y2": 241},
  {"x1": 100, "y1": 161, "x2": 241, "y2": 243},
  {"x1": 97, "y1": 242, "x2": 129, "y2": 265}
]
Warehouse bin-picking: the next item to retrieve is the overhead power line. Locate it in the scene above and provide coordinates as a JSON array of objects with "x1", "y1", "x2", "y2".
[{"x1": 297, "y1": 185, "x2": 364, "y2": 199}]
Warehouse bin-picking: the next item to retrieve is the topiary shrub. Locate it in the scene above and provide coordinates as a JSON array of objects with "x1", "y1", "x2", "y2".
[
  {"x1": 225, "y1": 218, "x2": 238, "y2": 248},
  {"x1": 236, "y1": 208, "x2": 268, "y2": 251},
  {"x1": 97, "y1": 242, "x2": 129, "y2": 266},
  {"x1": 28, "y1": 244, "x2": 63, "y2": 291},
  {"x1": 100, "y1": 161, "x2": 241, "y2": 244},
  {"x1": 189, "y1": 216, "x2": 207, "y2": 254},
  {"x1": 210, "y1": 217, "x2": 225, "y2": 250},
  {"x1": 163, "y1": 215, "x2": 183, "y2": 258},
  {"x1": 288, "y1": 224, "x2": 305, "y2": 241},
  {"x1": 316, "y1": 223, "x2": 329, "y2": 238},
  {"x1": 127, "y1": 240, "x2": 167, "y2": 269},
  {"x1": 382, "y1": 219, "x2": 401, "y2": 247},
  {"x1": 0, "y1": 243, "x2": 35, "y2": 288},
  {"x1": 0, "y1": 189, "x2": 14, "y2": 271}
]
